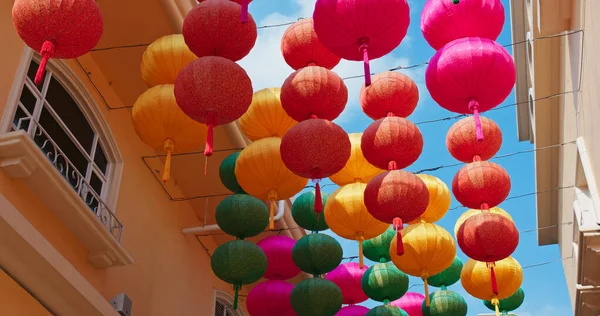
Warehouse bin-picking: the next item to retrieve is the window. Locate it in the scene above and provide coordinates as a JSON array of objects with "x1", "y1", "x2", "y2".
[{"x1": 213, "y1": 292, "x2": 243, "y2": 316}]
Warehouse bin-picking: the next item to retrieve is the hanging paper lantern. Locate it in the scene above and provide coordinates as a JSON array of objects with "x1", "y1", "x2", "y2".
[
  {"x1": 427, "y1": 257, "x2": 463, "y2": 288},
  {"x1": 183, "y1": 0, "x2": 257, "y2": 61},
  {"x1": 291, "y1": 278, "x2": 343, "y2": 316},
  {"x1": 422, "y1": 289, "x2": 468, "y2": 316},
  {"x1": 325, "y1": 182, "x2": 389, "y2": 268},
  {"x1": 292, "y1": 191, "x2": 330, "y2": 231},
  {"x1": 391, "y1": 292, "x2": 425, "y2": 316},
  {"x1": 337, "y1": 305, "x2": 370, "y2": 316},
  {"x1": 421, "y1": 0, "x2": 505, "y2": 50},
  {"x1": 457, "y1": 212, "x2": 519, "y2": 263},
  {"x1": 363, "y1": 227, "x2": 395, "y2": 263},
  {"x1": 140, "y1": 34, "x2": 197, "y2": 87},
  {"x1": 292, "y1": 233, "x2": 343, "y2": 275},
  {"x1": 446, "y1": 116, "x2": 502, "y2": 163},
  {"x1": 175, "y1": 56, "x2": 253, "y2": 158},
  {"x1": 454, "y1": 207, "x2": 512, "y2": 237},
  {"x1": 132, "y1": 85, "x2": 207, "y2": 183},
  {"x1": 360, "y1": 72, "x2": 419, "y2": 120},
  {"x1": 325, "y1": 262, "x2": 369, "y2": 305},
  {"x1": 246, "y1": 280, "x2": 295, "y2": 316},
  {"x1": 219, "y1": 152, "x2": 246, "y2": 194},
  {"x1": 330, "y1": 133, "x2": 384, "y2": 186},
  {"x1": 281, "y1": 18, "x2": 341, "y2": 70},
  {"x1": 425, "y1": 37, "x2": 515, "y2": 141},
  {"x1": 366, "y1": 305, "x2": 408, "y2": 316},
  {"x1": 257, "y1": 236, "x2": 301, "y2": 280},
  {"x1": 361, "y1": 117, "x2": 424, "y2": 170},
  {"x1": 235, "y1": 137, "x2": 309, "y2": 229},
  {"x1": 483, "y1": 287, "x2": 525, "y2": 313},
  {"x1": 452, "y1": 161, "x2": 511, "y2": 209},
  {"x1": 364, "y1": 170, "x2": 429, "y2": 255},
  {"x1": 409, "y1": 174, "x2": 451, "y2": 224},
  {"x1": 239, "y1": 88, "x2": 298, "y2": 141},
  {"x1": 313, "y1": 0, "x2": 411, "y2": 85},
  {"x1": 280, "y1": 66, "x2": 348, "y2": 121},
  {"x1": 198, "y1": 0, "x2": 254, "y2": 23},
  {"x1": 211, "y1": 240, "x2": 267, "y2": 309},
  {"x1": 390, "y1": 223, "x2": 456, "y2": 306},
  {"x1": 215, "y1": 194, "x2": 269, "y2": 239},
  {"x1": 461, "y1": 257, "x2": 523, "y2": 316},
  {"x1": 12, "y1": 0, "x2": 103, "y2": 85},
  {"x1": 361, "y1": 263, "x2": 409, "y2": 302}
]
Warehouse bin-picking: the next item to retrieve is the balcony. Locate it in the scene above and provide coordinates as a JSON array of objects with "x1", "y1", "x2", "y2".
[{"x1": 0, "y1": 117, "x2": 132, "y2": 268}]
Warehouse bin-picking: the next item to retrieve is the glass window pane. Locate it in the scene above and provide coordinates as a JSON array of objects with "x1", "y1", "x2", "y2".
[
  {"x1": 19, "y1": 85, "x2": 37, "y2": 114},
  {"x1": 94, "y1": 145, "x2": 108, "y2": 174},
  {"x1": 26, "y1": 60, "x2": 41, "y2": 87},
  {"x1": 13, "y1": 106, "x2": 30, "y2": 131},
  {"x1": 44, "y1": 76, "x2": 95, "y2": 153},
  {"x1": 90, "y1": 171, "x2": 104, "y2": 197}
]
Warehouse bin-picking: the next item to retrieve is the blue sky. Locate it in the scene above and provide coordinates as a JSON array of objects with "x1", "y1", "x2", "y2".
[{"x1": 239, "y1": 1, "x2": 573, "y2": 315}]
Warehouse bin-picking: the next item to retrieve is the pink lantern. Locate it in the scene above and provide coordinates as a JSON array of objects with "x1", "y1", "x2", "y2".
[
  {"x1": 325, "y1": 262, "x2": 369, "y2": 304},
  {"x1": 257, "y1": 236, "x2": 301, "y2": 280},
  {"x1": 391, "y1": 292, "x2": 425, "y2": 316},
  {"x1": 421, "y1": 0, "x2": 505, "y2": 50},
  {"x1": 313, "y1": 0, "x2": 410, "y2": 86},
  {"x1": 425, "y1": 37, "x2": 515, "y2": 141},
  {"x1": 336, "y1": 305, "x2": 370, "y2": 316},
  {"x1": 246, "y1": 280, "x2": 296, "y2": 316}
]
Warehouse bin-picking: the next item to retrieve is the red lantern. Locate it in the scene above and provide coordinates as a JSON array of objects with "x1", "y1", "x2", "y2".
[
  {"x1": 452, "y1": 161, "x2": 511, "y2": 210},
  {"x1": 281, "y1": 18, "x2": 341, "y2": 70},
  {"x1": 280, "y1": 66, "x2": 348, "y2": 121},
  {"x1": 446, "y1": 116, "x2": 502, "y2": 163},
  {"x1": 246, "y1": 280, "x2": 295, "y2": 316},
  {"x1": 360, "y1": 72, "x2": 419, "y2": 119},
  {"x1": 313, "y1": 0, "x2": 411, "y2": 86},
  {"x1": 361, "y1": 117, "x2": 423, "y2": 170},
  {"x1": 457, "y1": 212, "x2": 519, "y2": 263},
  {"x1": 363, "y1": 170, "x2": 429, "y2": 255},
  {"x1": 198, "y1": 0, "x2": 254, "y2": 23},
  {"x1": 174, "y1": 56, "x2": 253, "y2": 158},
  {"x1": 12, "y1": 0, "x2": 103, "y2": 85},
  {"x1": 183, "y1": 0, "x2": 257, "y2": 61}
]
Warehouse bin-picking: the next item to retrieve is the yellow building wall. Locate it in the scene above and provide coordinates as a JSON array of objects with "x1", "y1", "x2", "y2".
[
  {"x1": 0, "y1": 269, "x2": 52, "y2": 316},
  {"x1": 0, "y1": 2, "x2": 241, "y2": 315}
]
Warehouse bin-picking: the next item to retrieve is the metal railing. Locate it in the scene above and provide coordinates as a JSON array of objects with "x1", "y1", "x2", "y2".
[{"x1": 14, "y1": 117, "x2": 123, "y2": 242}]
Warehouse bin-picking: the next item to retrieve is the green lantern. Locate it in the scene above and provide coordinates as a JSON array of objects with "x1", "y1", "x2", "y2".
[
  {"x1": 292, "y1": 233, "x2": 343, "y2": 275},
  {"x1": 363, "y1": 227, "x2": 395, "y2": 263},
  {"x1": 427, "y1": 256, "x2": 463, "y2": 288},
  {"x1": 215, "y1": 194, "x2": 269, "y2": 239},
  {"x1": 292, "y1": 191, "x2": 330, "y2": 231},
  {"x1": 361, "y1": 262, "x2": 409, "y2": 302},
  {"x1": 484, "y1": 287, "x2": 525, "y2": 313},
  {"x1": 422, "y1": 289, "x2": 468, "y2": 316},
  {"x1": 290, "y1": 278, "x2": 342, "y2": 316},
  {"x1": 367, "y1": 305, "x2": 408, "y2": 316},
  {"x1": 211, "y1": 240, "x2": 267, "y2": 309},
  {"x1": 219, "y1": 152, "x2": 246, "y2": 194}
]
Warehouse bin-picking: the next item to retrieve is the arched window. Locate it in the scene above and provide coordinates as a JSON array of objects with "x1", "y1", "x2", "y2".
[{"x1": 213, "y1": 291, "x2": 244, "y2": 316}]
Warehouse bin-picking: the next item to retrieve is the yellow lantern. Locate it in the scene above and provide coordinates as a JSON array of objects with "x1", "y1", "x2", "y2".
[
  {"x1": 329, "y1": 133, "x2": 384, "y2": 186},
  {"x1": 409, "y1": 174, "x2": 451, "y2": 223},
  {"x1": 141, "y1": 34, "x2": 197, "y2": 87},
  {"x1": 454, "y1": 207, "x2": 513, "y2": 237},
  {"x1": 390, "y1": 222, "x2": 456, "y2": 306},
  {"x1": 324, "y1": 182, "x2": 389, "y2": 268},
  {"x1": 461, "y1": 257, "x2": 523, "y2": 316},
  {"x1": 132, "y1": 85, "x2": 207, "y2": 182},
  {"x1": 235, "y1": 137, "x2": 308, "y2": 229},
  {"x1": 239, "y1": 88, "x2": 298, "y2": 141}
]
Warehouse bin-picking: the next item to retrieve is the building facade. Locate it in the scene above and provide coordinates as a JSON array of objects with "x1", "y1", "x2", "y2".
[
  {"x1": 511, "y1": 0, "x2": 600, "y2": 314},
  {"x1": 0, "y1": 1, "x2": 306, "y2": 315}
]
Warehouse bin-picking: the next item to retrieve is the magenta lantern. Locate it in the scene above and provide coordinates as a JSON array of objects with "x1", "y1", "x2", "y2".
[
  {"x1": 421, "y1": 0, "x2": 505, "y2": 50},
  {"x1": 326, "y1": 262, "x2": 369, "y2": 304},
  {"x1": 246, "y1": 280, "x2": 296, "y2": 316},
  {"x1": 313, "y1": 0, "x2": 410, "y2": 86},
  {"x1": 425, "y1": 37, "x2": 515, "y2": 141},
  {"x1": 257, "y1": 236, "x2": 301, "y2": 280},
  {"x1": 336, "y1": 305, "x2": 370, "y2": 316},
  {"x1": 391, "y1": 292, "x2": 425, "y2": 316}
]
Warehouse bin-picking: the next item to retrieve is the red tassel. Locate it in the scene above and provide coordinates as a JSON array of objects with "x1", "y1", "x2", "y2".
[
  {"x1": 388, "y1": 160, "x2": 398, "y2": 171},
  {"x1": 314, "y1": 182, "x2": 323, "y2": 213},
  {"x1": 490, "y1": 264, "x2": 499, "y2": 295},
  {"x1": 35, "y1": 40, "x2": 56, "y2": 85},
  {"x1": 469, "y1": 100, "x2": 484, "y2": 142},
  {"x1": 359, "y1": 38, "x2": 371, "y2": 87},
  {"x1": 240, "y1": 0, "x2": 249, "y2": 23},
  {"x1": 393, "y1": 217, "x2": 404, "y2": 256},
  {"x1": 203, "y1": 113, "x2": 216, "y2": 175}
]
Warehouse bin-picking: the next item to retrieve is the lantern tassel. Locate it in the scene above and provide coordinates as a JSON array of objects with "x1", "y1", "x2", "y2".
[
  {"x1": 491, "y1": 298, "x2": 500, "y2": 316},
  {"x1": 422, "y1": 272, "x2": 431, "y2": 307},
  {"x1": 453, "y1": 0, "x2": 460, "y2": 4},
  {"x1": 490, "y1": 264, "x2": 499, "y2": 295},
  {"x1": 314, "y1": 181, "x2": 323, "y2": 213},
  {"x1": 393, "y1": 217, "x2": 404, "y2": 256},
  {"x1": 357, "y1": 233, "x2": 365, "y2": 269},
  {"x1": 233, "y1": 283, "x2": 240, "y2": 310},
  {"x1": 35, "y1": 40, "x2": 56, "y2": 85},
  {"x1": 162, "y1": 139, "x2": 175, "y2": 183},
  {"x1": 240, "y1": 0, "x2": 249, "y2": 23},
  {"x1": 359, "y1": 38, "x2": 371, "y2": 86},
  {"x1": 468, "y1": 100, "x2": 484, "y2": 142},
  {"x1": 204, "y1": 113, "x2": 217, "y2": 176},
  {"x1": 268, "y1": 189, "x2": 278, "y2": 230},
  {"x1": 388, "y1": 160, "x2": 398, "y2": 171}
]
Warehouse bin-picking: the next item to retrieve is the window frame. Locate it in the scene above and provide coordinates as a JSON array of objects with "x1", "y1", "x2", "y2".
[{"x1": 212, "y1": 290, "x2": 244, "y2": 316}]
